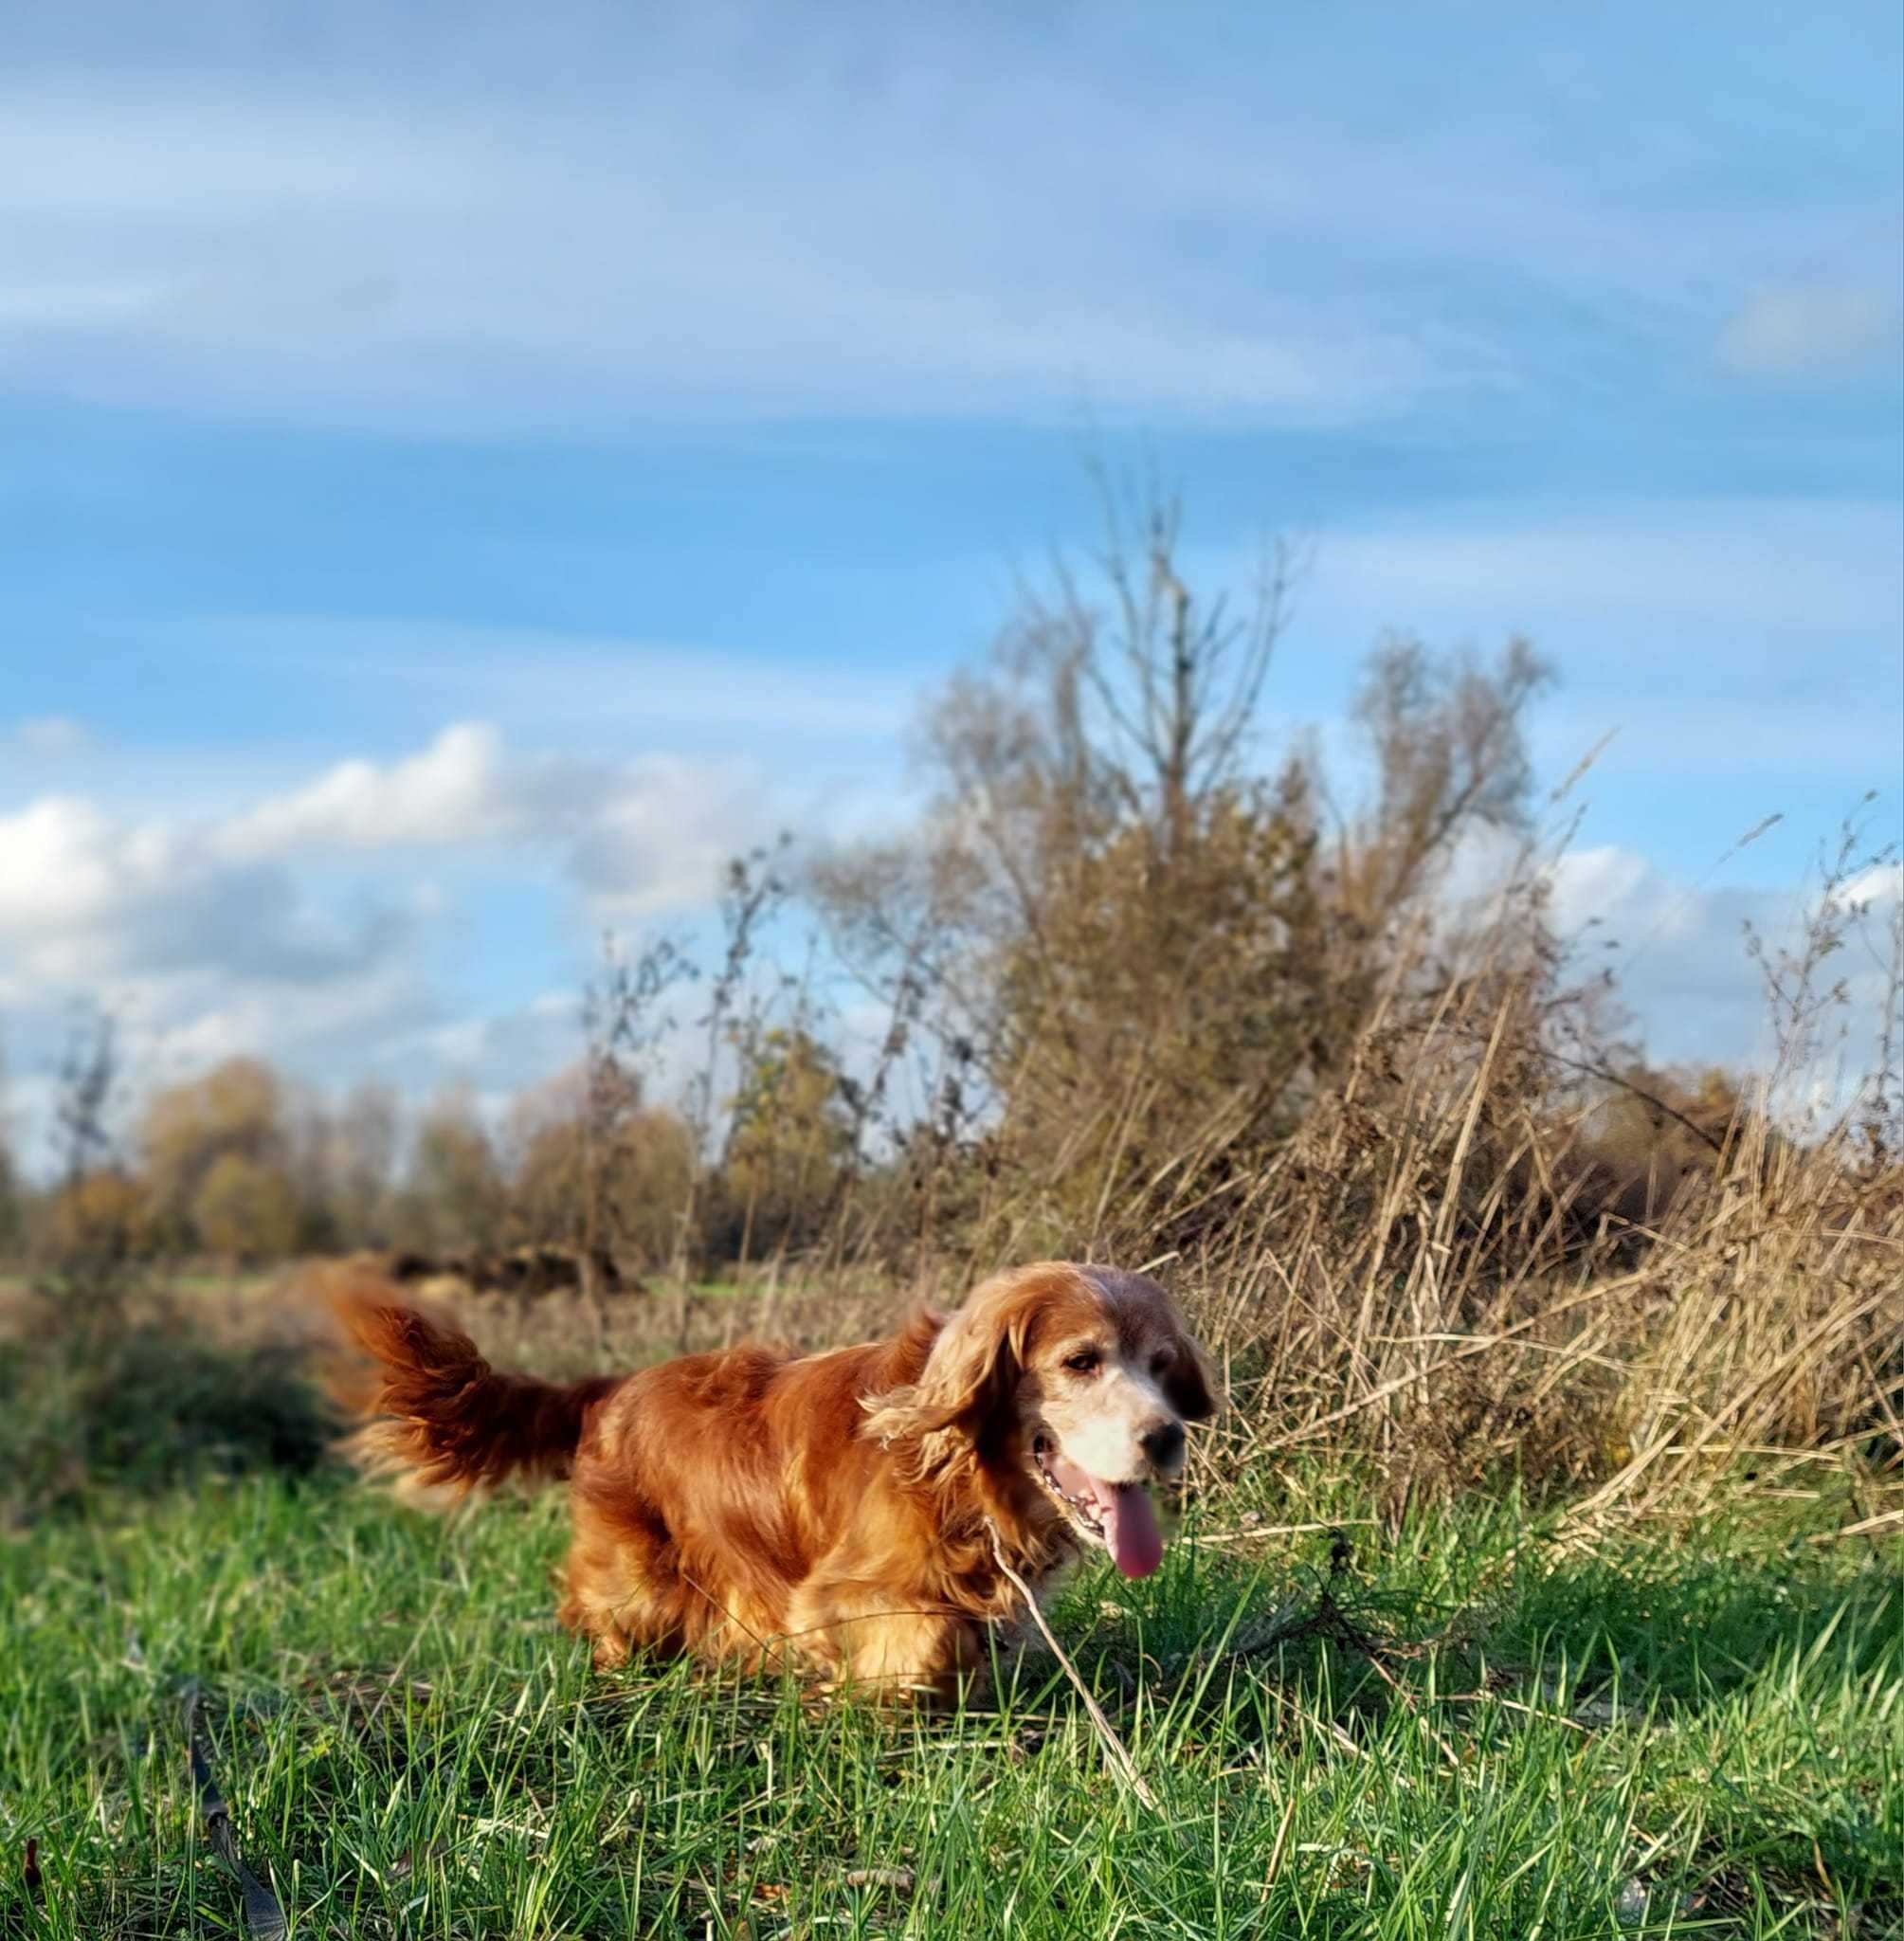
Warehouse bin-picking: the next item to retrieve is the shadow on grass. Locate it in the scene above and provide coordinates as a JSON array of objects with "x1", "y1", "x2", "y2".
[
  {"x1": 1044, "y1": 1524, "x2": 1903, "y2": 1924},
  {"x1": 1479, "y1": 1535, "x2": 1898, "y2": 1704},
  {"x1": 1058, "y1": 1515, "x2": 1899, "y2": 1715}
]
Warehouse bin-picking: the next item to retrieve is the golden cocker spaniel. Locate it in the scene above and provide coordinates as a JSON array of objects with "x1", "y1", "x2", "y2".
[{"x1": 333, "y1": 1260, "x2": 1217, "y2": 1695}]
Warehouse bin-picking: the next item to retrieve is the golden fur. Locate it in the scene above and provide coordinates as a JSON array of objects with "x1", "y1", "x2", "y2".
[{"x1": 329, "y1": 1260, "x2": 1216, "y2": 1696}]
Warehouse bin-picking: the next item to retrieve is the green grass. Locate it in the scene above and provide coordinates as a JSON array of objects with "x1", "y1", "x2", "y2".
[{"x1": 3, "y1": 1464, "x2": 1897, "y2": 1939}]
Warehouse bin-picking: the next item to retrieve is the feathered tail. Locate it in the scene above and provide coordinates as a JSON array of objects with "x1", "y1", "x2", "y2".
[{"x1": 320, "y1": 1267, "x2": 620, "y2": 1496}]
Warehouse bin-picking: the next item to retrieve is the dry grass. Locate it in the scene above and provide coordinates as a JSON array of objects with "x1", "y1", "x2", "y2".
[
  {"x1": 1160, "y1": 1028, "x2": 1899, "y2": 1529},
  {"x1": 847, "y1": 893, "x2": 1903, "y2": 1533}
]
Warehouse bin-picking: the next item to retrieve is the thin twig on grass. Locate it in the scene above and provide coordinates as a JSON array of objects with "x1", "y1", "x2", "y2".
[
  {"x1": 181, "y1": 1682, "x2": 287, "y2": 1938},
  {"x1": 1186, "y1": 1518, "x2": 1379, "y2": 1548},
  {"x1": 1807, "y1": 1505, "x2": 1904, "y2": 1543},
  {"x1": 1263, "y1": 1796, "x2": 1298, "y2": 1887},
  {"x1": 985, "y1": 1520, "x2": 1160, "y2": 1811}
]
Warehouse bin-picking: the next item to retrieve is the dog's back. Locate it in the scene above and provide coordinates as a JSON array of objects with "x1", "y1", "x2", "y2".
[{"x1": 558, "y1": 1323, "x2": 943, "y2": 1669}]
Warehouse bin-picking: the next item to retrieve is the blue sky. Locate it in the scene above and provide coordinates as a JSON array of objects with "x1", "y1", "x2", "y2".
[{"x1": 1, "y1": 2, "x2": 1899, "y2": 1161}]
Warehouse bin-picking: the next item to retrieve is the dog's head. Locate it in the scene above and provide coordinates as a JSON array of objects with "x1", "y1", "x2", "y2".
[{"x1": 869, "y1": 1261, "x2": 1218, "y2": 1578}]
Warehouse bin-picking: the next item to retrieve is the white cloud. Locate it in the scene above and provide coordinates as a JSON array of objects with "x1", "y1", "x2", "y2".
[
  {"x1": 0, "y1": 790, "x2": 420, "y2": 990},
  {"x1": 1444, "y1": 832, "x2": 1902, "y2": 1093},
  {"x1": 213, "y1": 722, "x2": 761, "y2": 916},
  {"x1": 414, "y1": 987, "x2": 580, "y2": 1079},
  {"x1": 7, "y1": 714, "x2": 95, "y2": 757},
  {"x1": 0, "y1": 784, "x2": 438, "y2": 1160},
  {"x1": 0, "y1": 723, "x2": 766, "y2": 971},
  {"x1": 0, "y1": 797, "x2": 301, "y2": 988},
  {"x1": 1835, "y1": 860, "x2": 1904, "y2": 912},
  {"x1": 1720, "y1": 283, "x2": 1902, "y2": 377},
  {"x1": 0, "y1": 720, "x2": 781, "y2": 1170},
  {"x1": 214, "y1": 723, "x2": 518, "y2": 858},
  {"x1": 1571, "y1": 846, "x2": 1899, "y2": 1108}
]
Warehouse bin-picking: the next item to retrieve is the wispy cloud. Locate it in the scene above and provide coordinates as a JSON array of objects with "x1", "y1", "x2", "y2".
[
  {"x1": 1312, "y1": 499, "x2": 1901, "y2": 639},
  {"x1": 192, "y1": 619, "x2": 917, "y2": 745},
  {"x1": 0, "y1": 81, "x2": 1424, "y2": 426},
  {"x1": 3, "y1": 6, "x2": 1893, "y2": 432},
  {"x1": 1720, "y1": 283, "x2": 1902, "y2": 377},
  {"x1": 4, "y1": 714, "x2": 95, "y2": 758}
]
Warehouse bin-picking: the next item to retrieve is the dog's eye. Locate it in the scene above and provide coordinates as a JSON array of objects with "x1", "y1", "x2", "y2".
[
  {"x1": 1063, "y1": 1350, "x2": 1100, "y2": 1374},
  {"x1": 1150, "y1": 1351, "x2": 1173, "y2": 1376}
]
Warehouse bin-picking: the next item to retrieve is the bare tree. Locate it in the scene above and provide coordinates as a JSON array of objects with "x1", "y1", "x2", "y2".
[
  {"x1": 811, "y1": 477, "x2": 1554, "y2": 1254},
  {"x1": 675, "y1": 840, "x2": 792, "y2": 1277},
  {"x1": 578, "y1": 930, "x2": 692, "y2": 1298},
  {"x1": 53, "y1": 1007, "x2": 119, "y2": 1191},
  {"x1": 1340, "y1": 633, "x2": 1552, "y2": 921},
  {"x1": 1062, "y1": 480, "x2": 1297, "y2": 852}
]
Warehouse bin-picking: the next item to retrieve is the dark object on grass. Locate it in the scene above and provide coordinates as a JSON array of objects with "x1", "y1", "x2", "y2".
[
  {"x1": 183, "y1": 1682, "x2": 287, "y2": 1938},
  {"x1": 385, "y1": 1244, "x2": 631, "y2": 1298}
]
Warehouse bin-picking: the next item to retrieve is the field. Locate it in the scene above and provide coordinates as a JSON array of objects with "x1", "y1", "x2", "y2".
[{"x1": 3, "y1": 1281, "x2": 1899, "y2": 1940}]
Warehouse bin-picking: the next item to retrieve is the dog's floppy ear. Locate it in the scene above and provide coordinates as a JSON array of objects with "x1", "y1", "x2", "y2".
[
  {"x1": 1164, "y1": 1326, "x2": 1221, "y2": 1423},
  {"x1": 918, "y1": 1282, "x2": 1033, "y2": 1427},
  {"x1": 863, "y1": 1268, "x2": 1043, "y2": 1453}
]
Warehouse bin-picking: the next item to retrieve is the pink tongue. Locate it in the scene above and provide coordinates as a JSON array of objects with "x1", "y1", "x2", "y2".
[{"x1": 1094, "y1": 1478, "x2": 1164, "y2": 1579}]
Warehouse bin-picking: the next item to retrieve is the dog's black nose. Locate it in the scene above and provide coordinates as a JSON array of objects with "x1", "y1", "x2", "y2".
[{"x1": 1140, "y1": 1420, "x2": 1185, "y2": 1467}]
